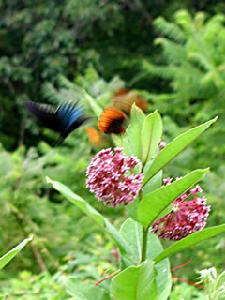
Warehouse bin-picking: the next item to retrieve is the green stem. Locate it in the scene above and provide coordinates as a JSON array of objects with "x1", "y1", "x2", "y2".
[
  {"x1": 138, "y1": 187, "x2": 149, "y2": 262},
  {"x1": 141, "y1": 226, "x2": 149, "y2": 262},
  {"x1": 139, "y1": 189, "x2": 143, "y2": 203}
]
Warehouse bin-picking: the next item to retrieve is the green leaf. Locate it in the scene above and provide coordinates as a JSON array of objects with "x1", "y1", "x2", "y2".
[
  {"x1": 119, "y1": 218, "x2": 172, "y2": 300},
  {"x1": 154, "y1": 224, "x2": 225, "y2": 264},
  {"x1": 149, "y1": 235, "x2": 172, "y2": 300},
  {"x1": 46, "y1": 177, "x2": 130, "y2": 256},
  {"x1": 127, "y1": 196, "x2": 140, "y2": 221},
  {"x1": 119, "y1": 218, "x2": 143, "y2": 264},
  {"x1": 112, "y1": 134, "x2": 124, "y2": 148},
  {"x1": 112, "y1": 132, "x2": 131, "y2": 156},
  {"x1": 144, "y1": 117, "x2": 217, "y2": 184},
  {"x1": 66, "y1": 278, "x2": 111, "y2": 300},
  {"x1": 142, "y1": 111, "x2": 162, "y2": 165},
  {"x1": 143, "y1": 170, "x2": 162, "y2": 196},
  {"x1": 113, "y1": 106, "x2": 161, "y2": 163},
  {"x1": 46, "y1": 177, "x2": 104, "y2": 226},
  {"x1": 127, "y1": 170, "x2": 162, "y2": 222},
  {"x1": 104, "y1": 219, "x2": 132, "y2": 257},
  {"x1": 127, "y1": 104, "x2": 145, "y2": 159},
  {"x1": 111, "y1": 260, "x2": 158, "y2": 300},
  {"x1": 0, "y1": 236, "x2": 32, "y2": 270},
  {"x1": 138, "y1": 169, "x2": 208, "y2": 227}
]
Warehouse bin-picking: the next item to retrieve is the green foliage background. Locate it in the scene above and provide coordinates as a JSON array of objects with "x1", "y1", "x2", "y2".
[{"x1": 0, "y1": 0, "x2": 225, "y2": 298}]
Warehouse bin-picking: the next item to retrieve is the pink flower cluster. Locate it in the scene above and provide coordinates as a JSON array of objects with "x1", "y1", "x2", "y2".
[
  {"x1": 152, "y1": 178, "x2": 210, "y2": 240},
  {"x1": 86, "y1": 148, "x2": 143, "y2": 207}
]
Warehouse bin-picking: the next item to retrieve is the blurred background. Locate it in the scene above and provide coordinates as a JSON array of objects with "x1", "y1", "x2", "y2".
[{"x1": 0, "y1": 0, "x2": 225, "y2": 298}]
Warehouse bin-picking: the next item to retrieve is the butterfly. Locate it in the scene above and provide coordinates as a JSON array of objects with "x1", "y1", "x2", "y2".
[
  {"x1": 112, "y1": 88, "x2": 148, "y2": 114},
  {"x1": 85, "y1": 127, "x2": 109, "y2": 148},
  {"x1": 98, "y1": 107, "x2": 127, "y2": 134},
  {"x1": 25, "y1": 100, "x2": 89, "y2": 145},
  {"x1": 97, "y1": 88, "x2": 149, "y2": 135}
]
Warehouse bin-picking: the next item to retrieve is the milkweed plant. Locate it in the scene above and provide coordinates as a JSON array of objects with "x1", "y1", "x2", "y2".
[{"x1": 46, "y1": 104, "x2": 225, "y2": 299}]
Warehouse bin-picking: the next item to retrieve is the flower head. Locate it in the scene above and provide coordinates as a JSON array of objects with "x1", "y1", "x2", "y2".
[
  {"x1": 152, "y1": 179, "x2": 210, "y2": 240},
  {"x1": 86, "y1": 147, "x2": 143, "y2": 207}
]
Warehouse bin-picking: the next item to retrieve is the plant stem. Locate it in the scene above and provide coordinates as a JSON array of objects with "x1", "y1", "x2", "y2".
[
  {"x1": 141, "y1": 226, "x2": 149, "y2": 262},
  {"x1": 138, "y1": 188, "x2": 143, "y2": 203},
  {"x1": 138, "y1": 187, "x2": 149, "y2": 262}
]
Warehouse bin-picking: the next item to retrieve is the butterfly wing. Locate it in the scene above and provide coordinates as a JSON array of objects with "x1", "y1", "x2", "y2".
[
  {"x1": 56, "y1": 102, "x2": 89, "y2": 138},
  {"x1": 25, "y1": 101, "x2": 64, "y2": 132},
  {"x1": 26, "y1": 101, "x2": 89, "y2": 143},
  {"x1": 112, "y1": 91, "x2": 148, "y2": 113}
]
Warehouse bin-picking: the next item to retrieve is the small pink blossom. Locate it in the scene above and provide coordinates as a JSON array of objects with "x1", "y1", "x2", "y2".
[
  {"x1": 190, "y1": 185, "x2": 203, "y2": 194},
  {"x1": 152, "y1": 178, "x2": 210, "y2": 240},
  {"x1": 163, "y1": 177, "x2": 173, "y2": 185},
  {"x1": 86, "y1": 147, "x2": 143, "y2": 207},
  {"x1": 159, "y1": 141, "x2": 166, "y2": 150}
]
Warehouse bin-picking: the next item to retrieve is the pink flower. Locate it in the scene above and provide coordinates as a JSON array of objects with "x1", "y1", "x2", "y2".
[
  {"x1": 86, "y1": 147, "x2": 143, "y2": 207},
  {"x1": 159, "y1": 141, "x2": 166, "y2": 150},
  {"x1": 163, "y1": 177, "x2": 173, "y2": 185},
  {"x1": 152, "y1": 178, "x2": 210, "y2": 240}
]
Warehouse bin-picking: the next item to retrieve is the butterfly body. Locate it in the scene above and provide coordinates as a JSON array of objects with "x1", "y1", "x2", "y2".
[
  {"x1": 98, "y1": 107, "x2": 127, "y2": 134},
  {"x1": 25, "y1": 101, "x2": 88, "y2": 143}
]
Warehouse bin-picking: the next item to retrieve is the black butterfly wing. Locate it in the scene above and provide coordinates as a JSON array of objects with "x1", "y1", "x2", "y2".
[
  {"x1": 26, "y1": 101, "x2": 90, "y2": 144},
  {"x1": 56, "y1": 102, "x2": 89, "y2": 138},
  {"x1": 25, "y1": 101, "x2": 65, "y2": 133}
]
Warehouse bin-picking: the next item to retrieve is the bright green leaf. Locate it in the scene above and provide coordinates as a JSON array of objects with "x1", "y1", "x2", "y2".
[
  {"x1": 128, "y1": 170, "x2": 162, "y2": 225},
  {"x1": 138, "y1": 169, "x2": 208, "y2": 227},
  {"x1": 154, "y1": 224, "x2": 225, "y2": 263},
  {"x1": 143, "y1": 170, "x2": 162, "y2": 196},
  {"x1": 111, "y1": 260, "x2": 158, "y2": 300},
  {"x1": 121, "y1": 132, "x2": 132, "y2": 156},
  {"x1": 112, "y1": 132, "x2": 131, "y2": 156},
  {"x1": 112, "y1": 134, "x2": 124, "y2": 148},
  {"x1": 142, "y1": 111, "x2": 162, "y2": 165},
  {"x1": 144, "y1": 117, "x2": 217, "y2": 184},
  {"x1": 0, "y1": 236, "x2": 32, "y2": 270},
  {"x1": 127, "y1": 104, "x2": 145, "y2": 159}
]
